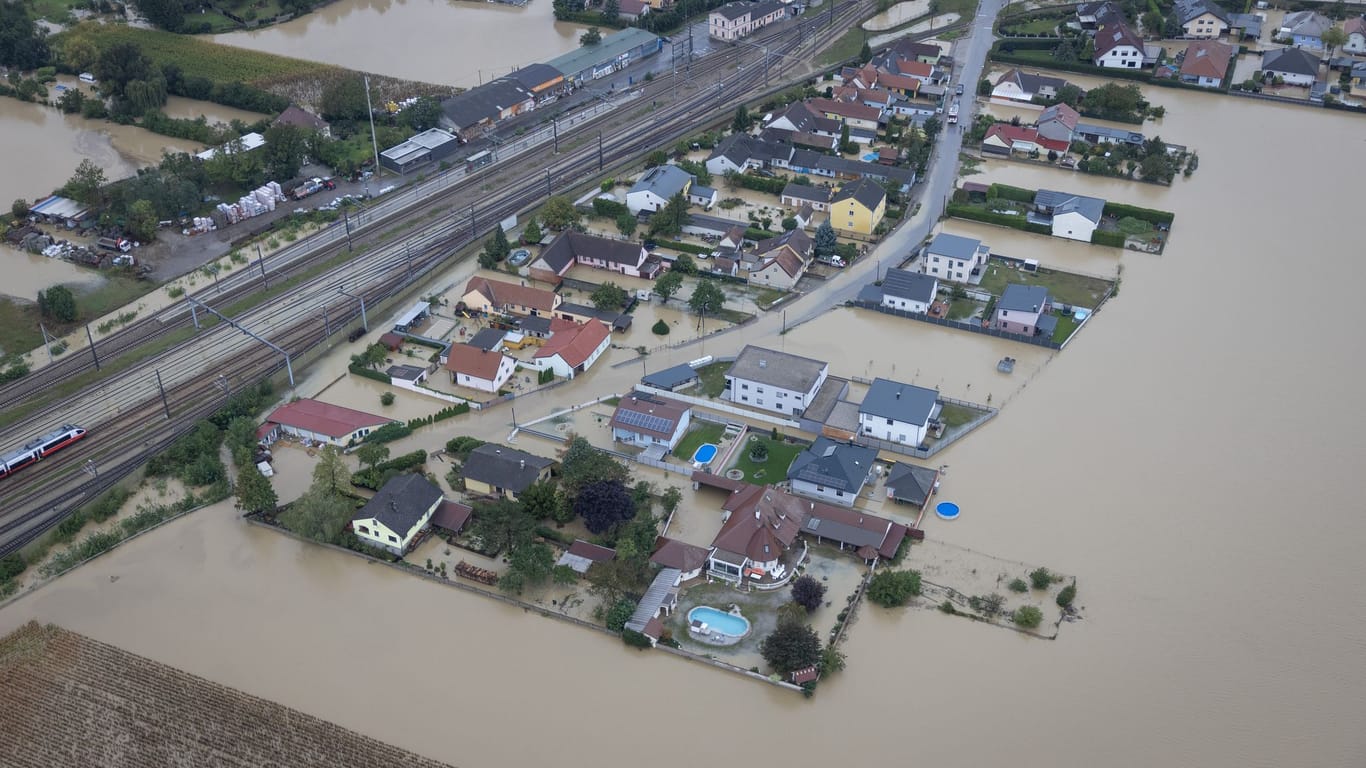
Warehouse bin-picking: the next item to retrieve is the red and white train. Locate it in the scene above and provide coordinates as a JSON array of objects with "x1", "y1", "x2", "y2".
[{"x1": 0, "y1": 424, "x2": 88, "y2": 480}]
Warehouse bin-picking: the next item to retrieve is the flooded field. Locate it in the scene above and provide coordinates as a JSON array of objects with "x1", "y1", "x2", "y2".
[
  {"x1": 161, "y1": 95, "x2": 269, "y2": 125},
  {"x1": 862, "y1": 0, "x2": 931, "y2": 31},
  {"x1": 3, "y1": 78, "x2": 1366, "y2": 768},
  {"x1": 0, "y1": 244, "x2": 107, "y2": 302},
  {"x1": 213, "y1": 0, "x2": 587, "y2": 89}
]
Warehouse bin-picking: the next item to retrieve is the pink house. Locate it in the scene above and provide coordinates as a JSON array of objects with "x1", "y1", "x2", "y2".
[{"x1": 992, "y1": 284, "x2": 1053, "y2": 336}]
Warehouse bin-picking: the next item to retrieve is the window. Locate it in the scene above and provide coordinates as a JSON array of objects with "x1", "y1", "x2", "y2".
[
  {"x1": 816, "y1": 485, "x2": 825, "y2": 492},
  {"x1": 778, "y1": 392, "x2": 786, "y2": 398},
  {"x1": 741, "y1": 395, "x2": 749, "y2": 402},
  {"x1": 358, "y1": 526, "x2": 370, "y2": 535},
  {"x1": 388, "y1": 535, "x2": 397, "y2": 543},
  {"x1": 836, "y1": 490, "x2": 844, "y2": 497},
  {"x1": 886, "y1": 418, "x2": 893, "y2": 425},
  {"x1": 757, "y1": 387, "x2": 765, "y2": 394},
  {"x1": 741, "y1": 383, "x2": 749, "y2": 390}
]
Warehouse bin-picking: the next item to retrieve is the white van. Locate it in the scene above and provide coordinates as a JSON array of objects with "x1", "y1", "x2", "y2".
[{"x1": 79, "y1": 73, "x2": 97, "y2": 85}]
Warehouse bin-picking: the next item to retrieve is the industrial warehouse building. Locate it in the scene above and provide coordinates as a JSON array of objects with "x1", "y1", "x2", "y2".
[
  {"x1": 544, "y1": 28, "x2": 663, "y2": 86},
  {"x1": 379, "y1": 128, "x2": 462, "y2": 174}
]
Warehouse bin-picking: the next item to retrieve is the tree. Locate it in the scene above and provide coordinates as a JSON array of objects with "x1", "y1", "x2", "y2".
[
  {"x1": 866, "y1": 569, "x2": 922, "y2": 607},
  {"x1": 263, "y1": 123, "x2": 311, "y2": 181},
  {"x1": 672, "y1": 252, "x2": 697, "y2": 275},
  {"x1": 791, "y1": 574, "x2": 827, "y2": 613},
  {"x1": 319, "y1": 76, "x2": 370, "y2": 122},
  {"x1": 403, "y1": 96, "x2": 443, "y2": 131},
  {"x1": 125, "y1": 199, "x2": 158, "y2": 242},
  {"x1": 580, "y1": 27, "x2": 603, "y2": 46},
  {"x1": 445, "y1": 435, "x2": 485, "y2": 460},
  {"x1": 95, "y1": 42, "x2": 152, "y2": 99},
  {"x1": 1082, "y1": 82, "x2": 1144, "y2": 120},
  {"x1": 1054, "y1": 83, "x2": 1084, "y2": 107},
  {"x1": 660, "y1": 486, "x2": 682, "y2": 515},
  {"x1": 591, "y1": 281, "x2": 628, "y2": 310},
  {"x1": 575, "y1": 479, "x2": 636, "y2": 534},
  {"x1": 37, "y1": 285, "x2": 77, "y2": 323},
  {"x1": 732, "y1": 104, "x2": 753, "y2": 133},
  {"x1": 600, "y1": 0, "x2": 619, "y2": 24},
  {"x1": 311, "y1": 445, "x2": 351, "y2": 496},
  {"x1": 57, "y1": 87, "x2": 85, "y2": 114},
  {"x1": 559, "y1": 436, "x2": 628, "y2": 494},
  {"x1": 813, "y1": 219, "x2": 838, "y2": 255},
  {"x1": 616, "y1": 211, "x2": 637, "y2": 237},
  {"x1": 859, "y1": 39, "x2": 872, "y2": 63},
  {"x1": 922, "y1": 115, "x2": 942, "y2": 140},
  {"x1": 654, "y1": 270, "x2": 683, "y2": 303},
  {"x1": 521, "y1": 216, "x2": 542, "y2": 244},
  {"x1": 58, "y1": 36, "x2": 97, "y2": 74},
  {"x1": 586, "y1": 555, "x2": 651, "y2": 606},
  {"x1": 356, "y1": 442, "x2": 390, "y2": 471},
  {"x1": 137, "y1": 0, "x2": 186, "y2": 30},
  {"x1": 781, "y1": 216, "x2": 797, "y2": 231},
  {"x1": 11, "y1": 199, "x2": 29, "y2": 219},
  {"x1": 652, "y1": 319, "x2": 670, "y2": 335},
  {"x1": 977, "y1": 78, "x2": 992, "y2": 96},
  {"x1": 688, "y1": 279, "x2": 725, "y2": 317},
  {"x1": 519, "y1": 481, "x2": 563, "y2": 521},
  {"x1": 471, "y1": 498, "x2": 536, "y2": 555},
  {"x1": 1008, "y1": 577, "x2": 1028, "y2": 592},
  {"x1": 1052, "y1": 37, "x2": 1077, "y2": 63},
  {"x1": 605, "y1": 598, "x2": 636, "y2": 631},
  {"x1": 819, "y1": 644, "x2": 847, "y2": 675},
  {"x1": 1141, "y1": 10, "x2": 1163, "y2": 34},
  {"x1": 234, "y1": 464, "x2": 278, "y2": 515},
  {"x1": 0, "y1": 1, "x2": 51, "y2": 70},
  {"x1": 1056, "y1": 584, "x2": 1077, "y2": 608},
  {"x1": 1323, "y1": 25, "x2": 1347, "y2": 58},
  {"x1": 63, "y1": 159, "x2": 107, "y2": 205},
  {"x1": 1029, "y1": 567, "x2": 1053, "y2": 589},
  {"x1": 352, "y1": 342, "x2": 388, "y2": 370},
  {"x1": 503, "y1": 541, "x2": 555, "y2": 592},
  {"x1": 760, "y1": 621, "x2": 822, "y2": 674},
  {"x1": 542, "y1": 196, "x2": 580, "y2": 230},
  {"x1": 776, "y1": 601, "x2": 808, "y2": 629},
  {"x1": 647, "y1": 191, "x2": 690, "y2": 237},
  {"x1": 277, "y1": 488, "x2": 351, "y2": 543},
  {"x1": 1013, "y1": 605, "x2": 1044, "y2": 628}
]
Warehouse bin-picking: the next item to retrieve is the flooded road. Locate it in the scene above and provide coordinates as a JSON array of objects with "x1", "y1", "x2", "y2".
[
  {"x1": 3, "y1": 83, "x2": 1366, "y2": 766},
  {"x1": 214, "y1": 0, "x2": 587, "y2": 89}
]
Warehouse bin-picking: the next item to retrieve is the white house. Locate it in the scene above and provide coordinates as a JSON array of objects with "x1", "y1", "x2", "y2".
[
  {"x1": 351, "y1": 474, "x2": 445, "y2": 555},
  {"x1": 858, "y1": 378, "x2": 940, "y2": 448},
  {"x1": 1345, "y1": 17, "x2": 1366, "y2": 54},
  {"x1": 708, "y1": 0, "x2": 787, "y2": 41},
  {"x1": 1260, "y1": 46, "x2": 1321, "y2": 87},
  {"x1": 445, "y1": 342, "x2": 515, "y2": 393},
  {"x1": 609, "y1": 392, "x2": 692, "y2": 452},
  {"x1": 922, "y1": 232, "x2": 988, "y2": 284},
  {"x1": 724, "y1": 345, "x2": 828, "y2": 416},
  {"x1": 1093, "y1": 22, "x2": 1145, "y2": 68},
  {"x1": 532, "y1": 319, "x2": 612, "y2": 379},
  {"x1": 990, "y1": 68, "x2": 1073, "y2": 103},
  {"x1": 1034, "y1": 189, "x2": 1105, "y2": 242},
  {"x1": 627, "y1": 165, "x2": 693, "y2": 215},
  {"x1": 1173, "y1": 0, "x2": 1229, "y2": 38},
  {"x1": 786, "y1": 437, "x2": 878, "y2": 507},
  {"x1": 879, "y1": 269, "x2": 938, "y2": 314}
]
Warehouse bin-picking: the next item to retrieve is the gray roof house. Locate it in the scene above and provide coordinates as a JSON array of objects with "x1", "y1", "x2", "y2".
[
  {"x1": 880, "y1": 269, "x2": 938, "y2": 305},
  {"x1": 725, "y1": 345, "x2": 828, "y2": 409},
  {"x1": 462, "y1": 444, "x2": 555, "y2": 497},
  {"x1": 885, "y1": 462, "x2": 941, "y2": 508},
  {"x1": 832, "y1": 177, "x2": 887, "y2": 212},
  {"x1": 998, "y1": 284, "x2": 1052, "y2": 314},
  {"x1": 1261, "y1": 47, "x2": 1322, "y2": 79},
  {"x1": 351, "y1": 474, "x2": 445, "y2": 554},
  {"x1": 860, "y1": 378, "x2": 939, "y2": 428},
  {"x1": 787, "y1": 437, "x2": 879, "y2": 506},
  {"x1": 1173, "y1": 0, "x2": 1229, "y2": 29},
  {"x1": 627, "y1": 165, "x2": 694, "y2": 214},
  {"x1": 439, "y1": 79, "x2": 535, "y2": 136},
  {"x1": 926, "y1": 232, "x2": 988, "y2": 262},
  {"x1": 994, "y1": 283, "x2": 1055, "y2": 337}
]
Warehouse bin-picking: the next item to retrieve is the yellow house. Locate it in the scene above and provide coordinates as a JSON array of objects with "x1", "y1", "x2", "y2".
[
  {"x1": 461, "y1": 443, "x2": 555, "y2": 500},
  {"x1": 829, "y1": 178, "x2": 887, "y2": 236}
]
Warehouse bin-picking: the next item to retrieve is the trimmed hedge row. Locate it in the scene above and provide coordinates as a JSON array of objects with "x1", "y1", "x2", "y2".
[
  {"x1": 746, "y1": 227, "x2": 779, "y2": 241},
  {"x1": 990, "y1": 46, "x2": 1156, "y2": 83},
  {"x1": 363, "y1": 422, "x2": 413, "y2": 444},
  {"x1": 592, "y1": 197, "x2": 629, "y2": 218},
  {"x1": 1102, "y1": 201, "x2": 1174, "y2": 225},
  {"x1": 349, "y1": 363, "x2": 390, "y2": 384},
  {"x1": 665, "y1": 240, "x2": 713, "y2": 255},
  {"x1": 729, "y1": 173, "x2": 788, "y2": 196},
  {"x1": 988, "y1": 183, "x2": 1035, "y2": 203},
  {"x1": 946, "y1": 203, "x2": 1051, "y2": 235},
  {"x1": 352, "y1": 450, "x2": 429, "y2": 490},
  {"x1": 1090, "y1": 229, "x2": 1126, "y2": 248}
]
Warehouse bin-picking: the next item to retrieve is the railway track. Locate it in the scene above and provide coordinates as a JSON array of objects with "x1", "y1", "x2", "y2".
[{"x1": 0, "y1": 0, "x2": 873, "y2": 555}]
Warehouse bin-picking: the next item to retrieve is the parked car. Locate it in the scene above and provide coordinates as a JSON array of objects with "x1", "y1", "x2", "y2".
[{"x1": 955, "y1": 83, "x2": 964, "y2": 95}]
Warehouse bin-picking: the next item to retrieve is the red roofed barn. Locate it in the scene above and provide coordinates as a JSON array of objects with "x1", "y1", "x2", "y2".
[{"x1": 262, "y1": 398, "x2": 397, "y2": 447}]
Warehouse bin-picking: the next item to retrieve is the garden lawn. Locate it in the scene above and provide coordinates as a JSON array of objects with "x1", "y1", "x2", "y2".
[
  {"x1": 1050, "y1": 312, "x2": 1081, "y2": 344},
  {"x1": 695, "y1": 361, "x2": 730, "y2": 398},
  {"x1": 978, "y1": 262, "x2": 1113, "y2": 309},
  {"x1": 938, "y1": 404, "x2": 980, "y2": 428},
  {"x1": 1002, "y1": 17, "x2": 1060, "y2": 35},
  {"x1": 673, "y1": 421, "x2": 725, "y2": 459},
  {"x1": 729, "y1": 437, "x2": 804, "y2": 483},
  {"x1": 947, "y1": 297, "x2": 982, "y2": 321}
]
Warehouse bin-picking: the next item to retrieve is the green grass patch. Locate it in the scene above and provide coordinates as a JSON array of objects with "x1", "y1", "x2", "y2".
[
  {"x1": 754, "y1": 288, "x2": 788, "y2": 310},
  {"x1": 946, "y1": 297, "x2": 981, "y2": 321},
  {"x1": 76, "y1": 276, "x2": 152, "y2": 322},
  {"x1": 0, "y1": 298, "x2": 44, "y2": 356},
  {"x1": 1050, "y1": 311, "x2": 1081, "y2": 344},
  {"x1": 673, "y1": 421, "x2": 725, "y2": 460},
  {"x1": 938, "y1": 403, "x2": 979, "y2": 428},
  {"x1": 818, "y1": 24, "x2": 871, "y2": 67},
  {"x1": 978, "y1": 262, "x2": 1113, "y2": 309},
  {"x1": 695, "y1": 361, "x2": 730, "y2": 398},
  {"x1": 712, "y1": 307, "x2": 754, "y2": 325},
  {"x1": 729, "y1": 437, "x2": 804, "y2": 483},
  {"x1": 30, "y1": 0, "x2": 80, "y2": 22},
  {"x1": 57, "y1": 24, "x2": 337, "y2": 86},
  {"x1": 1001, "y1": 18, "x2": 1059, "y2": 35}
]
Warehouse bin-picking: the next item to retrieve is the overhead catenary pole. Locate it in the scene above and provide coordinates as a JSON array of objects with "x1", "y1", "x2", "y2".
[
  {"x1": 186, "y1": 297, "x2": 296, "y2": 388},
  {"x1": 256, "y1": 243, "x2": 269, "y2": 288},
  {"x1": 597, "y1": 132, "x2": 604, "y2": 171},
  {"x1": 364, "y1": 75, "x2": 381, "y2": 180},
  {"x1": 39, "y1": 323, "x2": 53, "y2": 363},
  {"x1": 85, "y1": 323, "x2": 101, "y2": 371},
  {"x1": 154, "y1": 369, "x2": 172, "y2": 420},
  {"x1": 338, "y1": 286, "x2": 368, "y2": 330}
]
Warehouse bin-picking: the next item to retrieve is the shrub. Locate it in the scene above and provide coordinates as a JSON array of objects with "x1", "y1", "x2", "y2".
[
  {"x1": 363, "y1": 423, "x2": 412, "y2": 444},
  {"x1": 605, "y1": 598, "x2": 636, "y2": 631},
  {"x1": 791, "y1": 574, "x2": 826, "y2": 613},
  {"x1": 1008, "y1": 578, "x2": 1028, "y2": 592},
  {"x1": 651, "y1": 319, "x2": 669, "y2": 335},
  {"x1": 351, "y1": 450, "x2": 428, "y2": 490},
  {"x1": 622, "y1": 629, "x2": 653, "y2": 648},
  {"x1": 380, "y1": 391, "x2": 396, "y2": 406},
  {"x1": 1029, "y1": 567, "x2": 1053, "y2": 589},
  {"x1": 866, "y1": 569, "x2": 922, "y2": 607},
  {"x1": 1013, "y1": 605, "x2": 1044, "y2": 628},
  {"x1": 1056, "y1": 584, "x2": 1076, "y2": 608}
]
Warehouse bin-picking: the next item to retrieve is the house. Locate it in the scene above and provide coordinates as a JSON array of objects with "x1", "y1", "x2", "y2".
[
  {"x1": 462, "y1": 444, "x2": 554, "y2": 500},
  {"x1": 807, "y1": 97, "x2": 883, "y2": 131},
  {"x1": 609, "y1": 392, "x2": 692, "y2": 451},
  {"x1": 1034, "y1": 189, "x2": 1105, "y2": 242},
  {"x1": 623, "y1": 566, "x2": 681, "y2": 644},
  {"x1": 990, "y1": 68, "x2": 1075, "y2": 103},
  {"x1": 467, "y1": 328, "x2": 507, "y2": 353},
  {"x1": 719, "y1": 224, "x2": 748, "y2": 252},
  {"x1": 798, "y1": 499, "x2": 907, "y2": 562},
  {"x1": 747, "y1": 229, "x2": 813, "y2": 290},
  {"x1": 444, "y1": 342, "x2": 515, "y2": 393},
  {"x1": 556, "y1": 540, "x2": 617, "y2": 574},
  {"x1": 351, "y1": 474, "x2": 444, "y2": 555},
  {"x1": 378, "y1": 129, "x2": 462, "y2": 174},
  {"x1": 787, "y1": 437, "x2": 877, "y2": 506},
  {"x1": 556, "y1": 301, "x2": 633, "y2": 333},
  {"x1": 829, "y1": 178, "x2": 887, "y2": 236},
  {"x1": 793, "y1": 203, "x2": 816, "y2": 230},
  {"x1": 1345, "y1": 16, "x2": 1366, "y2": 54},
  {"x1": 780, "y1": 182, "x2": 833, "y2": 212},
  {"x1": 922, "y1": 232, "x2": 989, "y2": 284},
  {"x1": 707, "y1": 483, "x2": 807, "y2": 580},
  {"x1": 705, "y1": 134, "x2": 764, "y2": 176},
  {"x1": 888, "y1": 39, "x2": 942, "y2": 64},
  {"x1": 765, "y1": 102, "x2": 842, "y2": 137},
  {"x1": 261, "y1": 399, "x2": 395, "y2": 447},
  {"x1": 1074, "y1": 0, "x2": 1119, "y2": 29},
  {"x1": 650, "y1": 537, "x2": 711, "y2": 583},
  {"x1": 627, "y1": 165, "x2": 693, "y2": 215},
  {"x1": 1036, "y1": 103, "x2": 1080, "y2": 144},
  {"x1": 1179, "y1": 40, "x2": 1233, "y2": 87},
  {"x1": 543, "y1": 28, "x2": 663, "y2": 86},
  {"x1": 1261, "y1": 46, "x2": 1321, "y2": 86},
  {"x1": 1279, "y1": 10, "x2": 1333, "y2": 48},
  {"x1": 993, "y1": 284, "x2": 1054, "y2": 336},
  {"x1": 532, "y1": 230, "x2": 658, "y2": 280},
  {"x1": 759, "y1": 125, "x2": 838, "y2": 152},
  {"x1": 879, "y1": 269, "x2": 938, "y2": 314},
  {"x1": 437, "y1": 80, "x2": 534, "y2": 139},
  {"x1": 1093, "y1": 20, "x2": 1146, "y2": 68},
  {"x1": 1352, "y1": 60, "x2": 1366, "y2": 86},
  {"x1": 462, "y1": 276, "x2": 561, "y2": 317},
  {"x1": 533, "y1": 319, "x2": 612, "y2": 379},
  {"x1": 641, "y1": 362, "x2": 700, "y2": 391},
  {"x1": 784, "y1": 149, "x2": 917, "y2": 191},
  {"x1": 272, "y1": 104, "x2": 329, "y2": 138},
  {"x1": 689, "y1": 185, "x2": 718, "y2": 209},
  {"x1": 725, "y1": 345, "x2": 828, "y2": 416},
  {"x1": 885, "y1": 461, "x2": 942, "y2": 509},
  {"x1": 618, "y1": 0, "x2": 650, "y2": 21},
  {"x1": 1074, "y1": 123, "x2": 1145, "y2": 145},
  {"x1": 980, "y1": 123, "x2": 1068, "y2": 157},
  {"x1": 1229, "y1": 12, "x2": 1263, "y2": 40},
  {"x1": 1173, "y1": 0, "x2": 1229, "y2": 38},
  {"x1": 708, "y1": 0, "x2": 787, "y2": 40},
  {"x1": 858, "y1": 378, "x2": 939, "y2": 448}
]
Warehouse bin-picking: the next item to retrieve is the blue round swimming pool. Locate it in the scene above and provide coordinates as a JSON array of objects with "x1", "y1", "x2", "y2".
[
  {"x1": 936, "y1": 501, "x2": 961, "y2": 520},
  {"x1": 692, "y1": 443, "x2": 718, "y2": 465}
]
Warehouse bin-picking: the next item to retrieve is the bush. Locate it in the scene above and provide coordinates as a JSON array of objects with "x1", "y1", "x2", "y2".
[
  {"x1": 652, "y1": 319, "x2": 669, "y2": 335},
  {"x1": 591, "y1": 197, "x2": 628, "y2": 218},
  {"x1": 380, "y1": 391, "x2": 396, "y2": 406},
  {"x1": 1029, "y1": 567, "x2": 1053, "y2": 590},
  {"x1": 1013, "y1": 605, "x2": 1044, "y2": 628},
  {"x1": 349, "y1": 363, "x2": 390, "y2": 384},
  {"x1": 605, "y1": 598, "x2": 636, "y2": 632},
  {"x1": 1101, "y1": 201, "x2": 1175, "y2": 225},
  {"x1": 351, "y1": 450, "x2": 429, "y2": 490},
  {"x1": 1008, "y1": 578, "x2": 1028, "y2": 592},
  {"x1": 1056, "y1": 584, "x2": 1077, "y2": 608},
  {"x1": 1090, "y1": 229, "x2": 1126, "y2": 248},
  {"x1": 866, "y1": 569, "x2": 922, "y2": 607},
  {"x1": 622, "y1": 629, "x2": 653, "y2": 648},
  {"x1": 444, "y1": 436, "x2": 485, "y2": 460},
  {"x1": 946, "y1": 203, "x2": 1052, "y2": 235},
  {"x1": 363, "y1": 422, "x2": 412, "y2": 444},
  {"x1": 791, "y1": 574, "x2": 826, "y2": 613},
  {"x1": 987, "y1": 183, "x2": 1035, "y2": 203}
]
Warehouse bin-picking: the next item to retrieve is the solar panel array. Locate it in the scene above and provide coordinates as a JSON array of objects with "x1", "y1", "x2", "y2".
[{"x1": 615, "y1": 407, "x2": 674, "y2": 434}]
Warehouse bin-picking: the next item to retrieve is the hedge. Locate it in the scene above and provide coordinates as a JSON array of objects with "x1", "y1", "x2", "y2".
[
  {"x1": 352, "y1": 450, "x2": 429, "y2": 490},
  {"x1": 592, "y1": 197, "x2": 629, "y2": 218},
  {"x1": 729, "y1": 173, "x2": 788, "y2": 196},
  {"x1": 536, "y1": 526, "x2": 575, "y2": 546},
  {"x1": 746, "y1": 227, "x2": 779, "y2": 241},
  {"x1": 1102, "y1": 202, "x2": 1174, "y2": 225},
  {"x1": 945, "y1": 203, "x2": 1051, "y2": 235},
  {"x1": 665, "y1": 240, "x2": 713, "y2": 255},
  {"x1": 363, "y1": 422, "x2": 413, "y2": 444},
  {"x1": 406, "y1": 402, "x2": 470, "y2": 430},
  {"x1": 987, "y1": 183, "x2": 1035, "y2": 203},
  {"x1": 990, "y1": 45, "x2": 1156, "y2": 83},
  {"x1": 349, "y1": 363, "x2": 390, "y2": 384},
  {"x1": 695, "y1": 269, "x2": 748, "y2": 285},
  {"x1": 1089, "y1": 229, "x2": 1126, "y2": 248}
]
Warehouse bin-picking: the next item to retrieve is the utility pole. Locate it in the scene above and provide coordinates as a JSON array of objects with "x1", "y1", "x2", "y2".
[
  {"x1": 256, "y1": 243, "x2": 269, "y2": 288},
  {"x1": 85, "y1": 323, "x2": 101, "y2": 371},
  {"x1": 39, "y1": 323, "x2": 53, "y2": 363},
  {"x1": 186, "y1": 298, "x2": 296, "y2": 388},
  {"x1": 154, "y1": 369, "x2": 171, "y2": 420},
  {"x1": 364, "y1": 74, "x2": 381, "y2": 180},
  {"x1": 322, "y1": 303, "x2": 331, "y2": 336},
  {"x1": 470, "y1": 203, "x2": 477, "y2": 239},
  {"x1": 552, "y1": 118, "x2": 559, "y2": 153},
  {"x1": 546, "y1": 168, "x2": 552, "y2": 198},
  {"x1": 404, "y1": 241, "x2": 414, "y2": 282},
  {"x1": 343, "y1": 207, "x2": 354, "y2": 251},
  {"x1": 597, "y1": 132, "x2": 604, "y2": 171},
  {"x1": 83, "y1": 459, "x2": 99, "y2": 480},
  {"x1": 338, "y1": 286, "x2": 368, "y2": 330}
]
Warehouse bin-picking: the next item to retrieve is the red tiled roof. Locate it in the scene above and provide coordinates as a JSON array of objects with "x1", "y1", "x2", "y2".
[
  {"x1": 432, "y1": 500, "x2": 473, "y2": 533},
  {"x1": 567, "y1": 540, "x2": 617, "y2": 562},
  {"x1": 1039, "y1": 102, "x2": 1080, "y2": 130},
  {"x1": 642, "y1": 615, "x2": 664, "y2": 640},
  {"x1": 898, "y1": 60, "x2": 934, "y2": 78},
  {"x1": 711, "y1": 485, "x2": 807, "y2": 562},
  {"x1": 790, "y1": 665, "x2": 820, "y2": 684},
  {"x1": 1346, "y1": 16, "x2": 1366, "y2": 36},
  {"x1": 378, "y1": 332, "x2": 405, "y2": 350},
  {"x1": 807, "y1": 97, "x2": 882, "y2": 122},
  {"x1": 463, "y1": 276, "x2": 559, "y2": 313},
  {"x1": 1094, "y1": 20, "x2": 1144, "y2": 59},
  {"x1": 983, "y1": 123, "x2": 1068, "y2": 153},
  {"x1": 1180, "y1": 40, "x2": 1233, "y2": 80},
  {"x1": 651, "y1": 537, "x2": 711, "y2": 572},
  {"x1": 266, "y1": 399, "x2": 393, "y2": 439},
  {"x1": 619, "y1": 0, "x2": 648, "y2": 14},
  {"x1": 756, "y1": 248, "x2": 805, "y2": 279},
  {"x1": 534, "y1": 318, "x2": 611, "y2": 368},
  {"x1": 445, "y1": 342, "x2": 507, "y2": 380}
]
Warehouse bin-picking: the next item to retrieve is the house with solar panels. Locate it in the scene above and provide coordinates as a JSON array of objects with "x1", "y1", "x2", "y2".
[{"x1": 609, "y1": 392, "x2": 692, "y2": 453}]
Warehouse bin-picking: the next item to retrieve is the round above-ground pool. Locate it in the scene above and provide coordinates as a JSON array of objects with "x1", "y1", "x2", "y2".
[
  {"x1": 692, "y1": 443, "x2": 718, "y2": 466},
  {"x1": 508, "y1": 248, "x2": 531, "y2": 266},
  {"x1": 936, "y1": 501, "x2": 961, "y2": 521},
  {"x1": 688, "y1": 606, "x2": 751, "y2": 645}
]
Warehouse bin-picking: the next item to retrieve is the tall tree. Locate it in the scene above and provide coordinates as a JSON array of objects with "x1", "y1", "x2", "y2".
[
  {"x1": 600, "y1": 0, "x2": 619, "y2": 24},
  {"x1": 37, "y1": 285, "x2": 77, "y2": 323},
  {"x1": 95, "y1": 42, "x2": 153, "y2": 99},
  {"x1": 57, "y1": 36, "x2": 96, "y2": 74},
  {"x1": 688, "y1": 279, "x2": 724, "y2": 316},
  {"x1": 575, "y1": 479, "x2": 636, "y2": 534},
  {"x1": 502, "y1": 542, "x2": 555, "y2": 593},
  {"x1": 234, "y1": 465, "x2": 279, "y2": 515},
  {"x1": 648, "y1": 191, "x2": 690, "y2": 236},
  {"x1": 355, "y1": 442, "x2": 390, "y2": 471},
  {"x1": 580, "y1": 27, "x2": 603, "y2": 46},
  {"x1": 559, "y1": 436, "x2": 628, "y2": 494},
  {"x1": 791, "y1": 574, "x2": 827, "y2": 613},
  {"x1": 471, "y1": 499, "x2": 535, "y2": 555},
  {"x1": 319, "y1": 76, "x2": 370, "y2": 122},
  {"x1": 63, "y1": 159, "x2": 107, "y2": 205},
  {"x1": 277, "y1": 490, "x2": 350, "y2": 543},
  {"x1": 653, "y1": 270, "x2": 683, "y2": 303},
  {"x1": 1322, "y1": 25, "x2": 1347, "y2": 59},
  {"x1": 672, "y1": 253, "x2": 697, "y2": 275},
  {"x1": 813, "y1": 219, "x2": 838, "y2": 256},
  {"x1": 541, "y1": 196, "x2": 580, "y2": 230},
  {"x1": 591, "y1": 282, "x2": 628, "y2": 310},
  {"x1": 311, "y1": 445, "x2": 351, "y2": 497},
  {"x1": 732, "y1": 104, "x2": 753, "y2": 133},
  {"x1": 263, "y1": 123, "x2": 311, "y2": 181},
  {"x1": 125, "y1": 199, "x2": 158, "y2": 242},
  {"x1": 521, "y1": 216, "x2": 543, "y2": 244},
  {"x1": 136, "y1": 0, "x2": 185, "y2": 31},
  {"x1": 760, "y1": 621, "x2": 822, "y2": 674},
  {"x1": 519, "y1": 481, "x2": 563, "y2": 521},
  {"x1": 403, "y1": 96, "x2": 443, "y2": 131},
  {"x1": 0, "y1": 1, "x2": 50, "y2": 69}
]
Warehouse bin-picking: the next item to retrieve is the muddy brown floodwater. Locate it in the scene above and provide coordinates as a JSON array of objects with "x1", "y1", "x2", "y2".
[
  {"x1": 214, "y1": 0, "x2": 588, "y2": 89},
  {"x1": 3, "y1": 86, "x2": 1365, "y2": 766}
]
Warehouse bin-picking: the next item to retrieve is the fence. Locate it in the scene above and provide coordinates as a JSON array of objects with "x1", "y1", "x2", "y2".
[
  {"x1": 634, "y1": 384, "x2": 803, "y2": 429},
  {"x1": 848, "y1": 394, "x2": 998, "y2": 461},
  {"x1": 850, "y1": 300, "x2": 1062, "y2": 350}
]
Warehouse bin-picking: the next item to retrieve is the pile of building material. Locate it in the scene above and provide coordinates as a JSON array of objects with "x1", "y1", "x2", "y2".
[
  {"x1": 184, "y1": 216, "x2": 217, "y2": 236},
  {"x1": 215, "y1": 182, "x2": 286, "y2": 225}
]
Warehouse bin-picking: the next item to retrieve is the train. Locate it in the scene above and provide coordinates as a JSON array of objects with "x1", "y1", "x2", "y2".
[{"x1": 0, "y1": 424, "x2": 88, "y2": 480}]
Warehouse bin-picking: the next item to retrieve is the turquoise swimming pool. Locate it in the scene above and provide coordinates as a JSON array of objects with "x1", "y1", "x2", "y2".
[{"x1": 688, "y1": 606, "x2": 751, "y2": 638}]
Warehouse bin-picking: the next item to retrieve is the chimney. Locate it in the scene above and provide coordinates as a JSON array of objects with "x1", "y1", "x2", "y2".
[
  {"x1": 759, "y1": 359, "x2": 767, "y2": 368},
  {"x1": 895, "y1": 389, "x2": 901, "y2": 399},
  {"x1": 520, "y1": 459, "x2": 526, "y2": 469}
]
